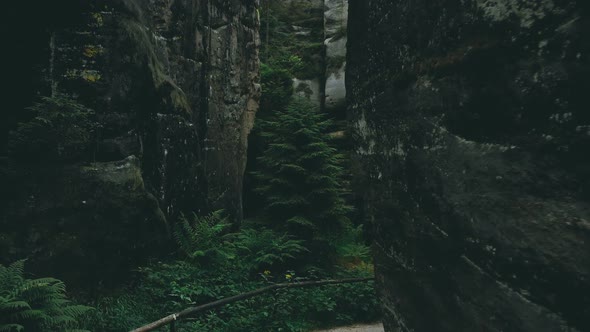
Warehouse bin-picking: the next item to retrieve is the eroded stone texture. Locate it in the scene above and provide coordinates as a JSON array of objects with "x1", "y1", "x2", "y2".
[
  {"x1": 347, "y1": 0, "x2": 590, "y2": 331},
  {"x1": 204, "y1": 1, "x2": 261, "y2": 223},
  {"x1": 1, "y1": 0, "x2": 259, "y2": 286},
  {"x1": 324, "y1": 0, "x2": 348, "y2": 113}
]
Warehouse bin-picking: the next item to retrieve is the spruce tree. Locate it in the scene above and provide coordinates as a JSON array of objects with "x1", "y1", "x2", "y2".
[{"x1": 251, "y1": 97, "x2": 352, "y2": 261}]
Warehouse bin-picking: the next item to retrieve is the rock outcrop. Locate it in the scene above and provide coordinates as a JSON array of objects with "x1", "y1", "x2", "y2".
[
  {"x1": 347, "y1": 0, "x2": 590, "y2": 331},
  {"x1": 1, "y1": 0, "x2": 259, "y2": 287},
  {"x1": 324, "y1": 0, "x2": 348, "y2": 113}
]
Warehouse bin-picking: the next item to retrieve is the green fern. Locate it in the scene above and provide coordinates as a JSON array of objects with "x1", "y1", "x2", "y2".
[
  {"x1": 0, "y1": 260, "x2": 93, "y2": 332},
  {"x1": 173, "y1": 211, "x2": 308, "y2": 271},
  {"x1": 228, "y1": 227, "x2": 308, "y2": 271},
  {"x1": 0, "y1": 324, "x2": 24, "y2": 332},
  {"x1": 174, "y1": 211, "x2": 233, "y2": 262}
]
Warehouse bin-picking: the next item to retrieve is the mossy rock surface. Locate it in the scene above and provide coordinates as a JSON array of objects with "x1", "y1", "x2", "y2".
[
  {"x1": 348, "y1": 0, "x2": 590, "y2": 331},
  {"x1": 1, "y1": 156, "x2": 167, "y2": 289}
]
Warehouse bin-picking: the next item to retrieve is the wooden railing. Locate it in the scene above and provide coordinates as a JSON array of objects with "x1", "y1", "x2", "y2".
[{"x1": 130, "y1": 277, "x2": 374, "y2": 332}]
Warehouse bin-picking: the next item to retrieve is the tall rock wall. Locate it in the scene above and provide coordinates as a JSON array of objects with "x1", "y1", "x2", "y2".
[
  {"x1": 201, "y1": 0, "x2": 261, "y2": 223},
  {"x1": 1, "y1": 0, "x2": 259, "y2": 287},
  {"x1": 347, "y1": 1, "x2": 590, "y2": 331}
]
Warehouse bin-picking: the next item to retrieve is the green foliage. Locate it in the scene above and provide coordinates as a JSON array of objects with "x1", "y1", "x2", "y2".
[
  {"x1": 84, "y1": 213, "x2": 378, "y2": 331},
  {"x1": 174, "y1": 210, "x2": 233, "y2": 263},
  {"x1": 7, "y1": 94, "x2": 99, "y2": 163},
  {"x1": 260, "y1": 63, "x2": 294, "y2": 113},
  {"x1": 251, "y1": 97, "x2": 353, "y2": 262},
  {"x1": 88, "y1": 260, "x2": 378, "y2": 332},
  {"x1": 174, "y1": 211, "x2": 308, "y2": 273},
  {"x1": 227, "y1": 227, "x2": 308, "y2": 273},
  {"x1": 270, "y1": 270, "x2": 379, "y2": 328},
  {"x1": 80, "y1": 293, "x2": 157, "y2": 332},
  {"x1": 335, "y1": 225, "x2": 372, "y2": 264},
  {"x1": 0, "y1": 260, "x2": 92, "y2": 332},
  {"x1": 260, "y1": 1, "x2": 324, "y2": 80}
]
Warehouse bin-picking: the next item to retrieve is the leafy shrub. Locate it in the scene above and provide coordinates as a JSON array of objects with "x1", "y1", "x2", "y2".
[
  {"x1": 87, "y1": 213, "x2": 379, "y2": 332},
  {"x1": 228, "y1": 226, "x2": 308, "y2": 273},
  {"x1": 0, "y1": 260, "x2": 92, "y2": 332},
  {"x1": 8, "y1": 94, "x2": 98, "y2": 162},
  {"x1": 174, "y1": 211, "x2": 308, "y2": 273},
  {"x1": 110, "y1": 260, "x2": 378, "y2": 332},
  {"x1": 174, "y1": 210, "x2": 233, "y2": 264},
  {"x1": 86, "y1": 209, "x2": 378, "y2": 332},
  {"x1": 334, "y1": 224, "x2": 372, "y2": 266},
  {"x1": 80, "y1": 293, "x2": 157, "y2": 332}
]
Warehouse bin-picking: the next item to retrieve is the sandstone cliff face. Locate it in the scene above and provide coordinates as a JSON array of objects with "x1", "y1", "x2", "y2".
[
  {"x1": 1, "y1": 0, "x2": 259, "y2": 286},
  {"x1": 347, "y1": 1, "x2": 590, "y2": 331},
  {"x1": 324, "y1": 0, "x2": 348, "y2": 113}
]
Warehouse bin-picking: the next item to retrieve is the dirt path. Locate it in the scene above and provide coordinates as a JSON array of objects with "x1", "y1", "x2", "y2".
[{"x1": 314, "y1": 323, "x2": 384, "y2": 332}]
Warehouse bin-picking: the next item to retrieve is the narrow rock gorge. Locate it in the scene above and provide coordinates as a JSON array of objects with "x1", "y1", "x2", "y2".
[
  {"x1": 2, "y1": 0, "x2": 590, "y2": 331},
  {"x1": 347, "y1": 0, "x2": 590, "y2": 331}
]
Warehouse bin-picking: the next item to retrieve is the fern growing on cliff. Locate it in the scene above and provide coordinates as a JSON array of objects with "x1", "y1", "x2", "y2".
[
  {"x1": 251, "y1": 97, "x2": 352, "y2": 262},
  {"x1": 0, "y1": 260, "x2": 92, "y2": 332}
]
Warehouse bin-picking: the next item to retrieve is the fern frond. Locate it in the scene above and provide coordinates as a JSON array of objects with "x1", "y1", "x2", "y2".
[
  {"x1": 286, "y1": 216, "x2": 315, "y2": 228},
  {"x1": 0, "y1": 261, "x2": 25, "y2": 293},
  {"x1": 10, "y1": 308, "x2": 46, "y2": 321},
  {"x1": 0, "y1": 261, "x2": 91, "y2": 331},
  {"x1": 44, "y1": 314, "x2": 78, "y2": 327},
  {"x1": 8, "y1": 261, "x2": 25, "y2": 276},
  {"x1": 61, "y1": 305, "x2": 93, "y2": 317},
  {"x1": 174, "y1": 210, "x2": 233, "y2": 262},
  {"x1": 0, "y1": 301, "x2": 31, "y2": 311},
  {"x1": 0, "y1": 324, "x2": 24, "y2": 332}
]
